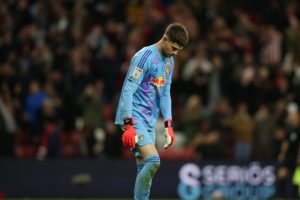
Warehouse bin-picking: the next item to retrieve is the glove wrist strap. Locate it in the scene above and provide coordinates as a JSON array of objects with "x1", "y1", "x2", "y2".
[
  {"x1": 164, "y1": 119, "x2": 172, "y2": 128},
  {"x1": 124, "y1": 117, "x2": 134, "y2": 125}
]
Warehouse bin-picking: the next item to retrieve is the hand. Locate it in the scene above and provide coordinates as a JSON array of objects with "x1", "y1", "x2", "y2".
[
  {"x1": 122, "y1": 118, "x2": 137, "y2": 148},
  {"x1": 163, "y1": 119, "x2": 175, "y2": 149}
]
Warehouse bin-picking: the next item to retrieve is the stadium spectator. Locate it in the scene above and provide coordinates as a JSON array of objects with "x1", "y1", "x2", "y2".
[
  {"x1": 252, "y1": 104, "x2": 277, "y2": 161},
  {"x1": 230, "y1": 102, "x2": 255, "y2": 161},
  {"x1": 277, "y1": 103, "x2": 300, "y2": 198},
  {"x1": 0, "y1": 0, "x2": 299, "y2": 170}
]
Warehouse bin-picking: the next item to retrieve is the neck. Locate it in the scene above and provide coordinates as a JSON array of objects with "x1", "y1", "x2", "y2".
[{"x1": 156, "y1": 39, "x2": 164, "y2": 55}]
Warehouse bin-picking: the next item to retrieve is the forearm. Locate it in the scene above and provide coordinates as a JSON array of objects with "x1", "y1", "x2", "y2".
[
  {"x1": 122, "y1": 81, "x2": 139, "y2": 117},
  {"x1": 160, "y1": 94, "x2": 172, "y2": 120},
  {"x1": 278, "y1": 140, "x2": 289, "y2": 162}
]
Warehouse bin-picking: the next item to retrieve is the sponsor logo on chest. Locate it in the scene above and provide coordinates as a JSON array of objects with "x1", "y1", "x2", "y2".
[
  {"x1": 148, "y1": 59, "x2": 171, "y2": 88},
  {"x1": 149, "y1": 76, "x2": 165, "y2": 88}
]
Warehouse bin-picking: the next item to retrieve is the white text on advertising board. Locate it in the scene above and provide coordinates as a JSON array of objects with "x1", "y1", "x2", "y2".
[{"x1": 178, "y1": 162, "x2": 276, "y2": 200}]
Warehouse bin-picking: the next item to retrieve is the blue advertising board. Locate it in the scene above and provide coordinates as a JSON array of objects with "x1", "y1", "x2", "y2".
[
  {"x1": 177, "y1": 162, "x2": 276, "y2": 200},
  {"x1": 0, "y1": 159, "x2": 277, "y2": 199}
]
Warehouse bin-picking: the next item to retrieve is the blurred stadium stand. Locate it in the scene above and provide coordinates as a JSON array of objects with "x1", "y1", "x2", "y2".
[{"x1": 0, "y1": 0, "x2": 299, "y2": 199}]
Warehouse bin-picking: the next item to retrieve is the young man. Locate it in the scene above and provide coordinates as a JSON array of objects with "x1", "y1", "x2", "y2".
[{"x1": 115, "y1": 23, "x2": 188, "y2": 200}]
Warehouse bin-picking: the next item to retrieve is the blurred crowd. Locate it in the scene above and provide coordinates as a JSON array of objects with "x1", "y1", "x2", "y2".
[
  {"x1": 0, "y1": 0, "x2": 300, "y2": 194},
  {"x1": 1, "y1": 0, "x2": 300, "y2": 197}
]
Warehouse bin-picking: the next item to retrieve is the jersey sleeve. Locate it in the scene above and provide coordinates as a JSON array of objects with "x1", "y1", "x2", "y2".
[
  {"x1": 160, "y1": 58, "x2": 174, "y2": 120},
  {"x1": 122, "y1": 50, "x2": 152, "y2": 118}
]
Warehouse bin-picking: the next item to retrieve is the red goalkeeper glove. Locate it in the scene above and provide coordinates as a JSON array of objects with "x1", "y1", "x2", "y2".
[
  {"x1": 122, "y1": 117, "x2": 137, "y2": 148},
  {"x1": 163, "y1": 119, "x2": 175, "y2": 149}
]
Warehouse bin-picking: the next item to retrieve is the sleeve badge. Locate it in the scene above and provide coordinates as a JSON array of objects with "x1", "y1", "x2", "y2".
[{"x1": 129, "y1": 67, "x2": 143, "y2": 81}]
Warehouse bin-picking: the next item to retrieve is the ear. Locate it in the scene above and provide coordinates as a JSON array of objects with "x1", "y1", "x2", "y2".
[{"x1": 162, "y1": 36, "x2": 168, "y2": 41}]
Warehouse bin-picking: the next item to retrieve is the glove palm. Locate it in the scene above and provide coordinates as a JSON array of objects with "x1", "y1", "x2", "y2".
[
  {"x1": 122, "y1": 118, "x2": 137, "y2": 148},
  {"x1": 163, "y1": 120, "x2": 175, "y2": 149}
]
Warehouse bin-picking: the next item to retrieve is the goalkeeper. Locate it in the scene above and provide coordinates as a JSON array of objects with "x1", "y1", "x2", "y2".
[{"x1": 115, "y1": 23, "x2": 188, "y2": 200}]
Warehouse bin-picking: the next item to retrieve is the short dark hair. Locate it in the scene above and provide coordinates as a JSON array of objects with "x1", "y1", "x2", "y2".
[{"x1": 165, "y1": 23, "x2": 189, "y2": 47}]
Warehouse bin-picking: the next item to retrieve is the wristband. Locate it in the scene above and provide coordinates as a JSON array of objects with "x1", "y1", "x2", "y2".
[
  {"x1": 164, "y1": 119, "x2": 172, "y2": 127},
  {"x1": 124, "y1": 117, "x2": 134, "y2": 125}
]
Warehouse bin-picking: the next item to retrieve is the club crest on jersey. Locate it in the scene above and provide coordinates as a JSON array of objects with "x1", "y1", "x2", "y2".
[
  {"x1": 165, "y1": 65, "x2": 170, "y2": 76},
  {"x1": 129, "y1": 67, "x2": 143, "y2": 81},
  {"x1": 138, "y1": 135, "x2": 144, "y2": 142},
  {"x1": 164, "y1": 59, "x2": 171, "y2": 77},
  {"x1": 149, "y1": 76, "x2": 165, "y2": 88}
]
